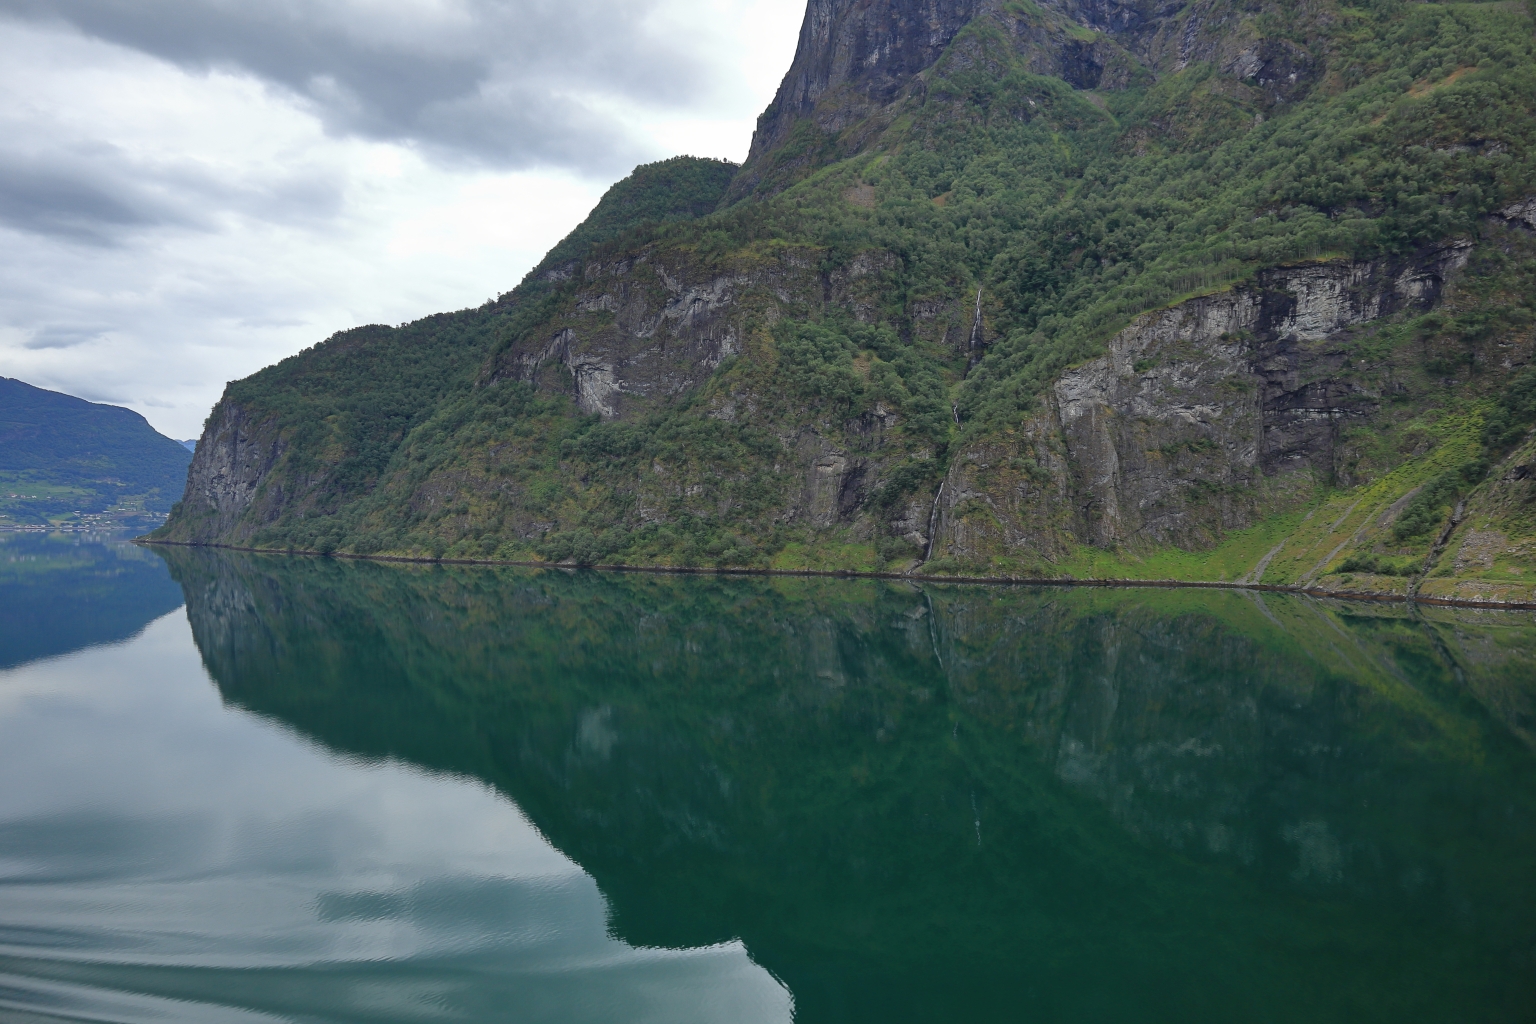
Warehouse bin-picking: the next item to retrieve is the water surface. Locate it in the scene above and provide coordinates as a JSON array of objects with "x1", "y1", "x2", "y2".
[{"x1": 2, "y1": 536, "x2": 1534, "y2": 1022}]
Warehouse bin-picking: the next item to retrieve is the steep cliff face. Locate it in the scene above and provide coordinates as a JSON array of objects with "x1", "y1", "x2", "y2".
[
  {"x1": 161, "y1": 157, "x2": 744, "y2": 550},
  {"x1": 932, "y1": 242, "x2": 1477, "y2": 562},
  {"x1": 485, "y1": 245, "x2": 907, "y2": 419},
  {"x1": 172, "y1": 402, "x2": 289, "y2": 544},
  {"x1": 736, "y1": 0, "x2": 985, "y2": 182},
  {"x1": 728, "y1": 0, "x2": 1326, "y2": 199},
  {"x1": 158, "y1": 0, "x2": 1536, "y2": 599},
  {"x1": 474, "y1": 233, "x2": 1495, "y2": 568}
]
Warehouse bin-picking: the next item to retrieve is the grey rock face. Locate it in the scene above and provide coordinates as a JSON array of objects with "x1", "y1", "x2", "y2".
[
  {"x1": 743, "y1": 0, "x2": 985, "y2": 171},
  {"x1": 174, "y1": 401, "x2": 288, "y2": 543},
  {"x1": 731, "y1": 0, "x2": 1123, "y2": 197},
  {"x1": 169, "y1": 236, "x2": 1474, "y2": 565},
  {"x1": 493, "y1": 246, "x2": 898, "y2": 423},
  {"x1": 1219, "y1": 38, "x2": 1315, "y2": 104},
  {"x1": 1496, "y1": 198, "x2": 1536, "y2": 232},
  {"x1": 931, "y1": 242, "x2": 1472, "y2": 562},
  {"x1": 731, "y1": 0, "x2": 1322, "y2": 200},
  {"x1": 494, "y1": 257, "x2": 756, "y2": 420}
]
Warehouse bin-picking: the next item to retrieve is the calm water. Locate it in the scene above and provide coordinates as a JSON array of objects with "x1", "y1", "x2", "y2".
[{"x1": 2, "y1": 533, "x2": 1535, "y2": 1023}]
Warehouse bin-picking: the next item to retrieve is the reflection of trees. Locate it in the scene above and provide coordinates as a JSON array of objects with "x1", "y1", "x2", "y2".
[{"x1": 161, "y1": 548, "x2": 1536, "y2": 1024}]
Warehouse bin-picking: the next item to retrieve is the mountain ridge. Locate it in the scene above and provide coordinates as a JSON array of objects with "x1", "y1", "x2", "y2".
[
  {"x1": 1, "y1": 376, "x2": 192, "y2": 529},
  {"x1": 156, "y1": 0, "x2": 1536, "y2": 604}
]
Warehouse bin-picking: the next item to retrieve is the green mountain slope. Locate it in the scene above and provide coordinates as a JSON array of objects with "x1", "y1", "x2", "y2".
[
  {"x1": 152, "y1": 155, "x2": 740, "y2": 547},
  {"x1": 158, "y1": 0, "x2": 1536, "y2": 603},
  {"x1": 1, "y1": 377, "x2": 193, "y2": 528}
]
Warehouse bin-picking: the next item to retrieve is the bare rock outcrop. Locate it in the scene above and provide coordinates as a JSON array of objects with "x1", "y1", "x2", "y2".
[
  {"x1": 164, "y1": 402, "x2": 290, "y2": 545},
  {"x1": 727, "y1": 0, "x2": 1324, "y2": 201},
  {"x1": 491, "y1": 246, "x2": 899, "y2": 422},
  {"x1": 930, "y1": 242, "x2": 1473, "y2": 563}
]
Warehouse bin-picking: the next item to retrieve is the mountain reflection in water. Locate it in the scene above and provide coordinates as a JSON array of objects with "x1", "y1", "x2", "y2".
[
  {"x1": 0, "y1": 532, "x2": 184, "y2": 669},
  {"x1": 166, "y1": 550, "x2": 1536, "y2": 1022},
  {"x1": 1, "y1": 545, "x2": 1533, "y2": 1023}
]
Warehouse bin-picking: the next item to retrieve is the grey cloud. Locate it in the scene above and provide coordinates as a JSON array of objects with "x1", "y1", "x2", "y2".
[
  {"x1": 0, "y1": 0, "x2": 771, "y2": 438},
  {"x1": 0, "y1": 0, "x2": 698, "y2": 173},
  {"x1": 23, "y1": 323, "x2": 114, "y2": 349},
  {"x1": 0, "y1": 148, "x2": 198, "y2": 244},
  {"x1": 0, "y1": 140, "x2": 347, "y2": 245},
  {"x1": 236, "y1": 317, "x2": 310, "y2": 330}
]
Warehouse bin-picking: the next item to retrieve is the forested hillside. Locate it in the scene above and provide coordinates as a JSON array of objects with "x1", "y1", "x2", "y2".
[
  {"x1": 1, "y1": 377, "x2": 192, "y2": 528},
  {"x1": 158, "y1": 0, "x2": 1536, "y2": 604}
]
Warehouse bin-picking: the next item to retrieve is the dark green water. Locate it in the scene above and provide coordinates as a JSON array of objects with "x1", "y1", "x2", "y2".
[{"x1": 2, "y1": 538, "x2": 1535, "y2": 1022}]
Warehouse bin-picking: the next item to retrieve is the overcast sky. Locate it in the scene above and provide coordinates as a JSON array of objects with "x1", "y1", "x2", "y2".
[{"x1": 0, "y1": 0, "x2": 803, "y2": 438}]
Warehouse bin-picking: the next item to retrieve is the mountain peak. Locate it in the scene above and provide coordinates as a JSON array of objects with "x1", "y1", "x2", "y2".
[
  {"x1": 731, "y1": 0, "x2": 984, "y2": 197},
  {"x1": 728, "y1": 0, "x2": 1321, "y2": 200}
]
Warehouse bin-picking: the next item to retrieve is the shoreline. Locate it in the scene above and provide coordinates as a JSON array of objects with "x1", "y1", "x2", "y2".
[{"x1": 136, "y1": 538, "x2": 1536, "y2": 612}]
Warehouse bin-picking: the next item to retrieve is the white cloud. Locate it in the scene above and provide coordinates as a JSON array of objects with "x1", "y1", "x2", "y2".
[{"x1": 0, "y1": 1, "x2": 803, "y2": 437}]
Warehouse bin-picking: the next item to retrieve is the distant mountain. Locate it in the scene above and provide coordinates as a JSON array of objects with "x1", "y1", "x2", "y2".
[
  {"x1": 0, "y1": 377, "x2": 193, "y2": 529},
  {"x1": 179, "y1": 440, "x2": 197, "y2": 453}
]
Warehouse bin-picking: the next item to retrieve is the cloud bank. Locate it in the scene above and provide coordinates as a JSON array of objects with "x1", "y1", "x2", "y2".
[
  {"x1": 0, "y1": 0, "x2": 801, "y2": 436},
  {"x1": 0, "y1": 0, "x2": 711, "y2": 172}
]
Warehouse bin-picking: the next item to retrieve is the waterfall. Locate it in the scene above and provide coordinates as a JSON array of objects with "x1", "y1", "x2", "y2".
[{"x1": 922, "y1": 481, "x2": 945, "y2": 562}]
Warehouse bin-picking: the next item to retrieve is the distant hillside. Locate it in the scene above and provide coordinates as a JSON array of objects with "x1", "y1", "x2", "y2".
[{"x1": 0, "y1": 377, "x2": 193, "y2": 529}]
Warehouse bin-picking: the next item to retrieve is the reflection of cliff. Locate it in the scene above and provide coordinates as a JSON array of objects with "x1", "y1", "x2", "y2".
[
  {"x1": 161, "y1": 549, "x2": 1536, "y2": 1023},
  {"x1": 0, "y1": 533, "x2": 185, "y2": 669}
]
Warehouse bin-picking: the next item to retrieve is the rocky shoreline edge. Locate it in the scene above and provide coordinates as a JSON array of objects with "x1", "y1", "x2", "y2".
[{"x1": 136, "y1": 539, "x2": 1536, "y2": 612}]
